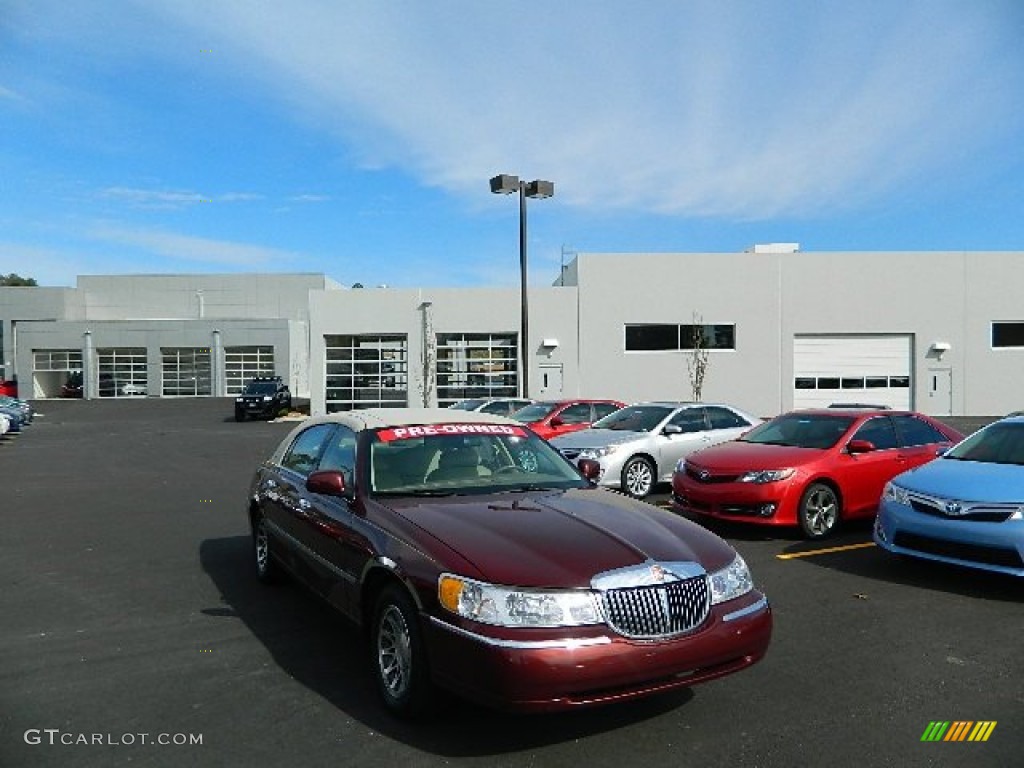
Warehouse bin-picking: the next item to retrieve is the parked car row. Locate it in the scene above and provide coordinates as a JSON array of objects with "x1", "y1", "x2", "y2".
[{"x1": 0, "y1": 394, "x2": 36, "y2": 436}]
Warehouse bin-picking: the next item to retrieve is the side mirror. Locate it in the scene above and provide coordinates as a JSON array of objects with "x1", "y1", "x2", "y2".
[
  {"x1": 663, "y1": 424, "x2": 683, "y2": 435},
  {"x1": 307, "y1": 469, "x2": 351, "y2": 499},
  {"x1": 936, "y1": 445, "x2": 951, "y2": 457},
  {"x1": 548, "y1": 416, "x2": 564, "y2": 428},
  {"x1": 577, "y1": 458, "x2": 602, "y2": 482},
  {"x1": 847, "y1": 439, "x2": 876, "y2": 454}
]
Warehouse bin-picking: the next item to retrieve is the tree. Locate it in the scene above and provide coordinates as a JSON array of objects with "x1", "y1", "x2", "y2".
[
  {"x1": 686, "y1": 311, "x2": 710, "y2": 401},
  {"x1": 0, "y1": 273, "x2": 37, "y2": 286}
]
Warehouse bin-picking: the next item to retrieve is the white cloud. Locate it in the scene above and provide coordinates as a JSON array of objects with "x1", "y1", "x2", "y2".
[
  {"x1": 86, "y1": 224, "x2": 299, "y2": 267},
  {"x1": 100, "y1": 187, "x2": 264, "y2": 209}
]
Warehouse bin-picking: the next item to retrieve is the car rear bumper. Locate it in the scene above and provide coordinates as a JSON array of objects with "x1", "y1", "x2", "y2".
[
  {"x1": 423, "y1": 591, "x2": 772, "y2": 712},
  {"x1": 874, "y1": 500, "x2": 1024, "y2": 577}
]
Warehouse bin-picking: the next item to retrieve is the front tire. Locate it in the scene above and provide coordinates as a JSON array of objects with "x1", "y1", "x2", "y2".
[
  {"x1": 372, "y1": 585, "x2": 433, "y2": 718},
  {"x1": 798, "y1": 482, "x2": 840, "y2": 539},
  {"x1": 621, "y1": 456, "x2": 655, "y2": 499},
  {"x1": 253, "y1": 514, "x2": 281, "y2": 584},
  {"x1": 235, "y1": 408, "x2": 246, "y2": 422}
]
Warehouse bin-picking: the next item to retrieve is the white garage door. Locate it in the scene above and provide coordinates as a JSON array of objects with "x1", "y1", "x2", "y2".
[{"x1": 794, "y1": 335, "x2": 912, "y2": 410}]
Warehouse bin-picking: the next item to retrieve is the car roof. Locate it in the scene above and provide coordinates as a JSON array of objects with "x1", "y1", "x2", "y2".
[
  {"x1": 786, "y1": 408, "x2": 915, "y2": 417},
  {"x1": 301, "y1": 408, "x2": 521, "y2": 432}
]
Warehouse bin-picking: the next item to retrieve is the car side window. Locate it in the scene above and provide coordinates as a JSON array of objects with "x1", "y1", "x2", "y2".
[
  {"x1": 706, "y1": 406, "x2": 750, "y2": 430},
  {"x1": 559, "y1": 403, "x2": 592, "y2": 424},
  {"x1": 851, "y1": 417, "x2": 899, "y2": 450},
  {"x1": 281, "y1": 424, "x2": 335, "y2": 477},
  {"x1": 593, "y1": 402, "x2": 620, "y2": 420},
  {"x1": 892, "y1": 415, "x2": 949, "y2": 447},
  {"x1": 317, "y1": 425, "x2": 357, "y2": 486},
  {"x1": 669, "y1": 408, "x2": 707, "y2": 433}
]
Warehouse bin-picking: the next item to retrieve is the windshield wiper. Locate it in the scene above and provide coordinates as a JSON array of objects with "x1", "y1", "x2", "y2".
[
  {"x1": 386, "y1": 489, "x2": 457, "y2": 497},
  {"x1": 500, "y1": 484, "x2": 556, "y2": 493}
]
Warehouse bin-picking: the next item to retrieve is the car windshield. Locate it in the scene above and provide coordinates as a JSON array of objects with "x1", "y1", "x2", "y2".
[
  {"x1": 369, "y1": 423, "x2": 589, "y2": 495},
  {"x1": 591, "y1": 405, "x2": 673, "y2": 432},
  {"x1": 511, "y1": 403, "x2": 559, "y2": 423},
  {"x1": 448, "y1": 399, "x2": 486, "y2": 411},
  {"x1": 244, "y1": 381, "x2": 279, "y2": 395},
  {"x1": 944, "y1": 421, "x2": 1024, "y2": 465},
  {"x1": 740, "y1": 413, "x2": 856, "y2": 449}
]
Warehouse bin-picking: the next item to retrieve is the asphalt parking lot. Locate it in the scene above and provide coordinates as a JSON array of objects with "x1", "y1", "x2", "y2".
[{"x1": 2, "y1": 399, "x2": 1021, "y2": 768}]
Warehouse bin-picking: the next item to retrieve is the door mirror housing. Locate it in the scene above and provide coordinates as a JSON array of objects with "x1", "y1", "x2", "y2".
[
  {"x1": 548, "y1": 416, "x2": 564, "y2": 428},
  {"x1": 663, "y1": 424, "x2": 683, "y2": 435},
  {"x1": 847, "y1": 439, "x2": 876, "y2": 454},
  {"x1": 306, "y1": 469, "x2": 352, "y2": 499},
  {"x1": 577, "y1": 458, "x2": 602, "y2": 482}
]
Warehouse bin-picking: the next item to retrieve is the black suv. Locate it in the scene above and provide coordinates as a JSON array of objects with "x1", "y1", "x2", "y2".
[{"x1": 235, "y1": 376, "x2": 292, "y2": 421}]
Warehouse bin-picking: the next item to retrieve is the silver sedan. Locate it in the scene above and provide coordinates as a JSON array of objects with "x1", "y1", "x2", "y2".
[{"x1": 550, "y1": 401, "x2": 761, "y2": 499}]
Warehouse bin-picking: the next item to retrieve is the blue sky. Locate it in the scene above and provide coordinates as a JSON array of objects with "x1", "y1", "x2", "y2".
[{"x1": 2, "y1": 1, "x2": 1023, "y2": 288}]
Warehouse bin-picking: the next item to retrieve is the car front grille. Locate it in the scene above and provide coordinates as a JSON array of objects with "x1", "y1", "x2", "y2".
[
  {"x1": 908, "y1": 498, "x2": 1016, "y2": 523},
  {"x1": 601, "y1": 577, "x2": 710, "y2": 639},
  {"x1": 893, "y1": 531, "x2": 1024, "y2": 569},
  {"x1": 685, "y1": 466, "x2": 742, "y2": 484}
]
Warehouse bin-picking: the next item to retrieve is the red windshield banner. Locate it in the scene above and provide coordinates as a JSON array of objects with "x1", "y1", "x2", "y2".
[{"x1": 377, "y1": 424, "x2": 528, "y2": 442}]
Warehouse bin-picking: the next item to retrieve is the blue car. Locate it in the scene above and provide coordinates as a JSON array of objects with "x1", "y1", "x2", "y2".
[{"x1": 874, "y1": 417, "x2": 1024, "y2": 577}]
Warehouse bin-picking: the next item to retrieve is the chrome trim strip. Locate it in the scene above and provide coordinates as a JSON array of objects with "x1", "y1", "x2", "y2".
[
  {"x1": 427, "y1": 616, "x2": 612, "y2": 649},
  {"x1": 722, "y1": 596, "x2": 769, "y2": 623}
]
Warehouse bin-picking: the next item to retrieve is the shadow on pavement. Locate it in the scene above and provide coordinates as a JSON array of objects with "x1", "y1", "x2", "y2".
[{"x1": 199, "y1": 535, "x2": 692, "y2": 758}]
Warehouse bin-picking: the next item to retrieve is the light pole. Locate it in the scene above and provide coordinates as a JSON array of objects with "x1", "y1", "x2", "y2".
[{"x1": 489, "y1": 174, "x2": 554, "y2": 399}]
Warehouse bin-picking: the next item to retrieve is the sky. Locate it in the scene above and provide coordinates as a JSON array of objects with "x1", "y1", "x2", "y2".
[{"x1": 2, "y1": 1, "x2": 1023, "y2": 289}]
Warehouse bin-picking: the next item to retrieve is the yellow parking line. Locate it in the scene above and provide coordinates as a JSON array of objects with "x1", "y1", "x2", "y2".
[{"x1": 776, "y1": 542, "x2": 876, "y2": 560}]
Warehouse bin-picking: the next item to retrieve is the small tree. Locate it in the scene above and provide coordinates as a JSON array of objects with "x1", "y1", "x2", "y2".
[
  {"x1": 0, "y1": 273, "x2": 37, "y2": 286},
  {"x1": 686, "y1": 311, "x2": 710, "y2": 401}
]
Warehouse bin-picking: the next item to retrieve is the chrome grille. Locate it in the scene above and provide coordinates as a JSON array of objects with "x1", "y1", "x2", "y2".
[{"x1": 602, "y1": 576, "x2": 710, "y2": 639}]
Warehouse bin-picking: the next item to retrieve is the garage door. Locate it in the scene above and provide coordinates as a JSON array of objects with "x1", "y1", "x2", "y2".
[{"x1": 794, "y1": 335, "x2": 912, "y2": 410}]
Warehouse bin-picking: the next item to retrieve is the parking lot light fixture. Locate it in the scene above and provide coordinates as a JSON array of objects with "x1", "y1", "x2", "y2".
[{"x1": 489, "y1": 173, "x2": 555, "y2": 399}]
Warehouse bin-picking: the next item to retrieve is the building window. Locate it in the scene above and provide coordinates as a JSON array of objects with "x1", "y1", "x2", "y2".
[
  {"x1": 992, "y1": 322, "x2": 1024, "y2": 348},
  {"x1": 625, "y1": 323, "x2": 735, "y2": 351},
  {"x1": 225, "y1": 346, "x2": 276, "y2": 394},
  {"x1": 325, "y1": 334, "x2": 408, "y2": 412},
  {"x1": 97, "y1": 348, "x2": 147, "y2": 398},
  {"x1": 435, "y1": 332, "x2": 518, "y2": 406},
  {"x1": 161, "y1": 347, "x2": 212, "y2": 396}
]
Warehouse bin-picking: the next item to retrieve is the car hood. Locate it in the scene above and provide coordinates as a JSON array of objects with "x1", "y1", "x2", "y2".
[
  {"x1": 894, "y1": 458, "x2": 1024, "y2": 502},
  {"x1": 383, "y1": 488, "x2": 736, "y2": 587},
  {"x1": 549, "y1": 428, "x2": 646, "y2": 450},
  {"x1": 686, "y1": 441, "x2": 827, "y2": 470}
]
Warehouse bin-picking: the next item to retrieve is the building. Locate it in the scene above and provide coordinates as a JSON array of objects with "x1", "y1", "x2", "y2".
[{"x1": 2, "y1": 250, "x2": 1022, "y2": 416}]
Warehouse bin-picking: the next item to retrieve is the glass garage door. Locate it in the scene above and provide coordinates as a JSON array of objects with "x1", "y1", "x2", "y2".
[
  {"x1": 32, "y1": 349, "x2": 83, "y2": 399},
  {"x1": 324, "y1": 335, "x2": 408, "y2": 412},
  {"x1": 436, "y1": 332, "x2": 518, "y2": 406},
  {"x1": 97, "y1": 348, "x2": 147, "y2": 397},
  {"x1": 224, "y1": 346, "x2": 276, "y2": 395},
  {"x1": 161, "y1": 347, "x2": 212, "y2": 396}
]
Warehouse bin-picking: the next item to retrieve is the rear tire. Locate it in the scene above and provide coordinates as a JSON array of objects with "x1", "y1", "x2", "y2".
[
  {"x1": 253, "y1": 514, "x2": 281, "y2": 584},
  {"x1": 372, "y1": 585, "x2": 433, "y2": 718}
]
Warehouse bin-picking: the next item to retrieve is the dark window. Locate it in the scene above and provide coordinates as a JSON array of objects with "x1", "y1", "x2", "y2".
[
  {"x1": 795, "y1": 378, "x2": 816, "y2": 389},
  {"x1": 851, "y1": 417, "x2": 899, "y2": 450},
  {"x1": 992, "y1": 322, "x2": 1024, "y2": 348},
  {"x1": 865, "y1": 377, "x2": 889, "y2": 388},
  {"x1": 559, "y1": 402, "x2": 593, "y2": 424},
  {"x1": 893, "y1": 415, "x2": 949, "y2": 447},
  {"x1": 706, "y1": 406, "x2": 752, "y2": 430},
  {"x1": 680, "y1": 324, "x2": 736, "y2": 350},
  {"x1": 282, "y1": 425, "x2": 335, "y2": 476},
  {"x1": 669, "y1": 408, "x2": 707, "y2": 433},
  {"x1": 317, "y1": 426, "x2": 357, "y2": 487},
  {"x1": 593, "y1": 402, "x2": 621, "y2": 420},
  {"x1": 841, "y1": 378, "x2": 865, "y2": 389},
  {"x1": 817, "y1": 378, "x2": 841, "y2": 389},
  {"x1": 625, "y1": 324, "x2": 679, "y2": 351},
  {"x1": 889, "y1": 376, "x2": 910, "y2": 388}
]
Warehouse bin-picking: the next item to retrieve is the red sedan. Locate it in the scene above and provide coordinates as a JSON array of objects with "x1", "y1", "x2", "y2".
[
  {"x1": 512, "y1": 398, "x2": 626, "y2": 440},
  {"x1": 672, "y1": 409, "x2": 963, "y2": 539}
]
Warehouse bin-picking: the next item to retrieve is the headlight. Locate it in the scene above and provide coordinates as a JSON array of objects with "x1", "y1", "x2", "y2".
[
  {"x1": 438, "y1": 574, "x2": 601, "y2": 627},
  {"x1": 579, "y1": 445, "x2": 619, "y2": 460},
  {"x1": 235, "y1": 397, "x2": 243, "y2": 402},
  {"x1": 882, "y1": 481, "x2": 910, "y2": 505},
  {"x1": 708, "y1": 555, "x2": 753, "y2": 605},
  {"x1": 738, "y1": 469, "x2": 795, "y2": 484}
]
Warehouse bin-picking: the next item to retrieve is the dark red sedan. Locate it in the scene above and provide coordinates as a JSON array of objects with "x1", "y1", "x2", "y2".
[
  {"x1": 672, "y1": 409, "x2": 963, "y2": 538},
  {"x1": 511, "y1": 398, "x2": 627, "y2": 440},
  {"x1": 248, "y1": 409, "x2": 772, "y2": 716}
]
